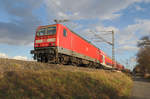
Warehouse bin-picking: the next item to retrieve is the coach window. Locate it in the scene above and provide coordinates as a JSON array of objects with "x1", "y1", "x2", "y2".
[{"x1": 63, "y1": 29, "x2": 67, "y2": 37}]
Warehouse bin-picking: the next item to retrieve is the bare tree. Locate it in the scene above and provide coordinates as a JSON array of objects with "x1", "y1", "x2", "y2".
[{"x1": 136, "y1": 36, "x2": 150, "y2": 74}]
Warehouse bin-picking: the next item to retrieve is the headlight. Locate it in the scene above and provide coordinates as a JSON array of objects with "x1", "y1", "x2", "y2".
[
  {"x1": 52, "y1": 43, "x2": 55, "y2": 46},
  {"x1": 47, "y1": 38, "x2": 56, "y2": 42},
  {"x1": 35, "y1": 40, "x2": 43, "y2": 43}
]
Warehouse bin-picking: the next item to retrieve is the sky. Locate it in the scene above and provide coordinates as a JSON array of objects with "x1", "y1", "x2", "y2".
[{"x1": 0, "y1": 0, "x2": 150, "y2": 70}]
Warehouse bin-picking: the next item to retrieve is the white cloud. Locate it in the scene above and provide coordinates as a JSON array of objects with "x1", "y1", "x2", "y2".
[
  {"x1": 80, "y1": 25, "x2": 119, "y2": 44},
  {"x1": 0, "y1": 52, "x2": 28, "y2": 61},
  {"x1": 134, "y1": 19, "x2": 150, "y2": 34},
  {"x1": 55, "y1": 0, "x2": 61, "y2": 6},
  {"x1": 143, "y1": 0, "x2": 150, "y2": 3},
  {"x1": 13, "y1": 56, "x2": 28, "y2": 61},
  {"x1": 58, "y1": 12, "x2": 68, "y2": 18},
  {"x1": 81, "y1": 18, "x2": 150, "y2": 53},
  {"x1": 44, "y1": 0, "x2": 149, "y2": 21},
  {"x1": 0, "y1": 0, "x2": 42, "y2": 45},
  {"x1": 117, "y1": 19, "x2": 150, "y2": 49},
  {"x1": 0, "y1": 53, "x2": 8, "y2": 58},
  {"x1": 1, "y1": 0, "x2": 150, "y2": 45},
  {"x1": 117, "y1": 31, "x2": 138, "y2": 45},
  {"x1": 95, "y1": 26, "x2": 119, "y2": 33},
  {"x1": 118, "y1": 45, "x2": 138, "y2": 51},
  {"x1": 116, "y1": 19, "x2": 150, "y2": 51},
  {"x1": 135, "y1": 5, "x2": 144, "y2": 11}
]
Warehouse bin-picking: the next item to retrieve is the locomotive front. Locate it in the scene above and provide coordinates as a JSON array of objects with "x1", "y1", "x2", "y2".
[{"x1": 31, "y1": 24, "x2": 58, "y2": 63}]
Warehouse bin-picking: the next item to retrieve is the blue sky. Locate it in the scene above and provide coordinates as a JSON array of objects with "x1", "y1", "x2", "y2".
[{"x1": 0, "y1": 0, "x2": 150, "y2": 70}]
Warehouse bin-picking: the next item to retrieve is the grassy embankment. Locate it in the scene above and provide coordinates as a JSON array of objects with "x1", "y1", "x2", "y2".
[{"x1": 0, "y1": 58, "x2": 133, "y2": 99}]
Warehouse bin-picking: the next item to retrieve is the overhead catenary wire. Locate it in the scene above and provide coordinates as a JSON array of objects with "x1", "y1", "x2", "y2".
[{"x1": 89, "y1": 30, "x2": 116, "y2": 67}]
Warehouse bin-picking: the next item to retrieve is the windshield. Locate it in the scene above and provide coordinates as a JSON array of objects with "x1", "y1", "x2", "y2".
[
  {"x1": 47, "y1": 27, "x2": 56, "y2": 35},
  {"x1": 37, "y1": 26, "x2": 56, "y2": 36},
  {"x1": 37, "y1": 28, "x2": 46, "y2": 36}
]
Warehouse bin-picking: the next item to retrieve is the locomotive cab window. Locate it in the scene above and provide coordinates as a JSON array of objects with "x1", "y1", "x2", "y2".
[
  {"x1": 47, "y1": 26, "x2": 56, "y2": 35},
  {"x1": 37, "y1": 28, "x2": 46, "y2": 36},
  {"x1": 37, "y1": 26, "x2": 56, "y2": 36},
  {"x1": 63, "y1": 29, "x2": 67, "y2": 37}
]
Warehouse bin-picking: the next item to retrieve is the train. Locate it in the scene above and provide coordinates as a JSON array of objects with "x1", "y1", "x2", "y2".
[{"x1": 31, "y1": 24, "x2": 124, "y2": 70}]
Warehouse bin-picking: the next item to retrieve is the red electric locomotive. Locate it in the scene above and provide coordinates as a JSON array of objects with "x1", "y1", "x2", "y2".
[{"x1": 31, "y1": 24, "x2": 124, "y2": 70}]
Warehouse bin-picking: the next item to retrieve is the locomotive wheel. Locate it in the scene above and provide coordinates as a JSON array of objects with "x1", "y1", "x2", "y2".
[
  {"x1": 88, "y1": 62, "x2": 94, "y2": 68},
  {"x1": 58, "y1": 54, "x2": 66, "y2": 65},
  {"x1": 71, "y1": 62, "x2": 77, "y2": 66},
  {"x1": 37, "y1": 58, "x2": 41, "y2": 62}
]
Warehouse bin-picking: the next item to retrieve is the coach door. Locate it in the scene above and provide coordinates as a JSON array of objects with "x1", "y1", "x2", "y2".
[{"x1": 102, "y1": 55, "x2": 105, "y2": 64}]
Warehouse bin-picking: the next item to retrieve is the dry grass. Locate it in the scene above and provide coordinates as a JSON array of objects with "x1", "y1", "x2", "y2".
[{"x1": 0, "y1": 58, "x2": 133, "y2": 99}]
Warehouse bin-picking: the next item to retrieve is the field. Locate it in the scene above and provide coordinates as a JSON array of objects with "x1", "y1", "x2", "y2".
[{"x1": 0, "y1": 58, "x2": 133, "y2": 99}]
